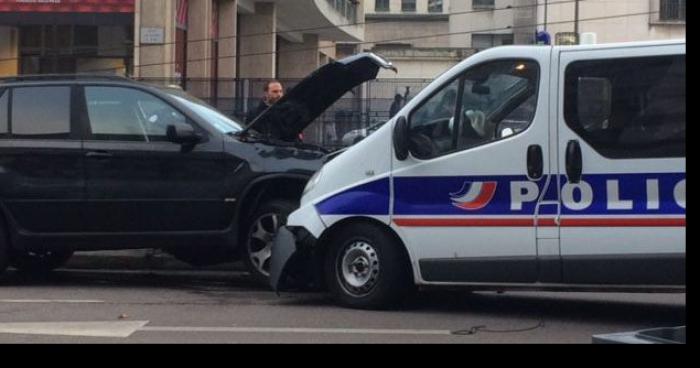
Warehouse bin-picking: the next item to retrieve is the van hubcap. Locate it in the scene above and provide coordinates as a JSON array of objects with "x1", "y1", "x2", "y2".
[
  {"x1": 247, "y1": 213, "x2": 280, "y2": 277},
  {"x1": 338, "y1": 241, "x2": 380, "y2": 296}
]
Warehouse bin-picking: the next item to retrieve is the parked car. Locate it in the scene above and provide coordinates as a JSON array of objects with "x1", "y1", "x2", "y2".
[{"x1": 0, "y1": 52, "x2": 396, "y2": 283}]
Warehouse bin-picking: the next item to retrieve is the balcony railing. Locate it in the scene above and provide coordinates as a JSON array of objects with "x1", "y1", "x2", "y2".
[{"x1": 325, "y1": 0, "x2": 358, "y2": 22}]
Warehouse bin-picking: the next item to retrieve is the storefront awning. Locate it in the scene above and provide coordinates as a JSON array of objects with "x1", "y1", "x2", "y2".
[{"x1": 0, "y1": 0, "x2": 134, "y2": 13}]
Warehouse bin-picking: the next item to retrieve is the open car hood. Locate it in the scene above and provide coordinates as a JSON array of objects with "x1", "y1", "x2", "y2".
[{"x1": 243, "y1": 53, "x2": 396, "y2": 141}]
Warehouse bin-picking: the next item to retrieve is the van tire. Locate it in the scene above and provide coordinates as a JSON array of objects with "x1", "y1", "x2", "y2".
[
  {"x1": 325, "y1": 222, "x2": 413, "y2": 310},
  {"x1": 10, "y1": 250, "x2": 74, "y2": 274},
  {"x1": 242, "y1": 199, "x2": 297, "y2": 287}
]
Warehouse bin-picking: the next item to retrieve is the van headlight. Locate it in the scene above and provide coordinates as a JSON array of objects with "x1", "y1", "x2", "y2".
[{"x1": 303, "y1": 168, "x2": 323, "y2": 196}]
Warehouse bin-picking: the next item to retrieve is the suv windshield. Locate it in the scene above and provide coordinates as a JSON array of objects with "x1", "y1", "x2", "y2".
[{"x1": 161, "y1": 87, "x2": 243, "y2": 134}]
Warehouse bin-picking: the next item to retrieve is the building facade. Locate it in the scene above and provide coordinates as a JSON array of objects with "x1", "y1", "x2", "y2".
[
  {"x1": 449, "y1": 0, "x2": 686, "y2": 48},
  {"x1": 363, "y1": 0, "x2": 471, "y2": 80},
  {"x1": 0, "y1": 0, "x2": 364, "y2": 108}
]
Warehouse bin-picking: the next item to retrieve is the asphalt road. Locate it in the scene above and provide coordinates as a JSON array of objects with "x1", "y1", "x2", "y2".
[{"x1": 0, "y1": 268, "x2": 686, "y2": 344}]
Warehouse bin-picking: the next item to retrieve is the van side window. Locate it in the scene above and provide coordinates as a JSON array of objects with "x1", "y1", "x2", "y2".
[
  {"x1": 564, "y1": 55, "x2": 685, "y2": 158},
  {"x1": 407, "y1": 78, "x2": 460, "y2": 159},
  {"x1": 457, "y1": 60, "x2": 539, "y2": 150},
  {"x1": 0, "y1": 90, "x2": 7, "y2": 135},
  {"x1": 407, "y1": 59, "x2": 539, "y2": 160},
  {"x1": 85, "y1": 86, "x2": 188, "y2": 142},
  {"x1": 11, "y1": 86, "x2": 71, "y2": 138}
]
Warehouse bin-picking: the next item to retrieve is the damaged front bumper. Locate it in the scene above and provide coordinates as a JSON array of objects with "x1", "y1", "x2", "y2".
[{"x1": 269, "y1": 226, "x2": 319, "y2": 292}]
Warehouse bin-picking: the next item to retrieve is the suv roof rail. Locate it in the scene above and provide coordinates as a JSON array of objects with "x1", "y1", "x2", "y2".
[{"x1": 0, "y1": 74, "x2": 134, "y2": 83}]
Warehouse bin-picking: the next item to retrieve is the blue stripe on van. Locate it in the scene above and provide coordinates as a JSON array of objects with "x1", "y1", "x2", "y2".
[
  {"x1": 315, "y1": 177, "x2": 390, "y2": 216},
  {"x1": 314, "y1": 173, "x2": 685, "y2": 217}
]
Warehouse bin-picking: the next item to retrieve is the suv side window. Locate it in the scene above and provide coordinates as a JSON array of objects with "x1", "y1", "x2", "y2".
[
  {"x1": 0, "y1": 89, "x2": 7, "y2": 135},
  {"x1": 11, "y1": 86, "x2": 71, "y2": 138},
  {"x1": 84, "y1": 86, "x2": 189, "y2": 142},
  {"x1": 408, "y1": 59, "x2": 539, "y2": 160},
  {"x1": 564, "y1": 55, "x2": 685, "y2": 158}
]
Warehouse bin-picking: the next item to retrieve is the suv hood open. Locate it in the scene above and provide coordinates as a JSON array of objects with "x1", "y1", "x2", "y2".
[{"x1": 243, "y1": 53, "x2": 396, "y2": 141}]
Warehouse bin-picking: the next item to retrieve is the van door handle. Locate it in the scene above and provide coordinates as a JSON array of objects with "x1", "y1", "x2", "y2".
[
  {"x1": 565, "y1": 140, "x2": 582, "y2": 184},
  {"x1": 85, "y1": 151, "x2": 113, "y2": 159},
  {"x1": 527, "y1": 145, "x2": 543, "y2": 180}
]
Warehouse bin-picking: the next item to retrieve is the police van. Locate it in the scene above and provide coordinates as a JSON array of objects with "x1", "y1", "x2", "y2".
[{"x1": 270, "y1": 39, "x2": 686, "y2": 309}]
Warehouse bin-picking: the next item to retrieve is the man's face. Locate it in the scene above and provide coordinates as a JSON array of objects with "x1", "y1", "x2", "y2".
[{"x1": 266, "y1": 82, "x2": 284, "y2": 104}]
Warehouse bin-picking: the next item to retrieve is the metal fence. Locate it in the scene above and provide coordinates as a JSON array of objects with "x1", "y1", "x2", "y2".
[{"x1": 136, "y1": 77, "x2": 434, "y2": 149}]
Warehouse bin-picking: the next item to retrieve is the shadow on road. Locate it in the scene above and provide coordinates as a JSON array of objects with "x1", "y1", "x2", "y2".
[
  {"x1": 400, "y1": 290, "x2": 686, "y2": 327},
  {"x1": 0, "y1": 269, "x2": 685, "y2": 328}
]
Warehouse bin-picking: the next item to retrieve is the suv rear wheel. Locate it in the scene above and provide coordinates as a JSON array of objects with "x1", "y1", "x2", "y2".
[
  {"x1": 242, "y1": 199, "x2": 297, "y2": 286},
  {"x1": 325, "y1": 222, "x2": 414, "y2": 310},
  {"x1": 10, "y1": 250, "x2": 74, "y2": 273}
]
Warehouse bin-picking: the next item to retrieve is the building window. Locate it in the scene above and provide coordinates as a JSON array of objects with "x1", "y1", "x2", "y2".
[
  {"x1": 402, "y1": 0, "x2": 416, "y2": 12},
  {"x1": 473, "y1": 0, "x2": 495, "y2": 9},
  {"x1": 472, "y1": 34, "x2": 514, "y2": 50},
  {"x1": 375, "y1": 0, "x2": 389, "y2": 12},
  {"x1": 428, "y1": 0, "x2": 443, "y2": 13},
  {"x1": 660, "y1": 0, "x2": 686, "y2": 21}
]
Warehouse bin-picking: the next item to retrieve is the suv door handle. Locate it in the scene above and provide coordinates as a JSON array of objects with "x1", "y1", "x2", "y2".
[
  {"x1": 527, "y1": 144, "x2": 543, "y2": 180},
  {"x1": 565, "y1": 140, "x2": 583, "y2": 184},
  {"x1": 85, "y1": 151, "x2": 113, "y2": 159}
]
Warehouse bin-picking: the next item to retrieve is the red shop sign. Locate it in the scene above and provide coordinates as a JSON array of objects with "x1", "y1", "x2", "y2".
[{"x1": 0, "y1": 0, "x2": 135, "y2": 13}]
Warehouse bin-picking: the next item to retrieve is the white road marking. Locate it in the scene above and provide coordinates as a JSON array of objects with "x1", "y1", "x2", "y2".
[
  {"x1": 0, "y1": 321, "x2": 149, "y2": 338},
  {"x1": 0, "y1": 321, "x2": 454, "y2": 338},
  {"x1": 0, "y1": 300, "x2": 104, "y2": 304},
  {"x1": 141, "y1": 326, "x2": 453, "y2": 336}
]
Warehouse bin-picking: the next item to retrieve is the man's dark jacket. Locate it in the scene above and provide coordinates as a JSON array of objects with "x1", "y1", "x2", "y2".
[{"x1": 246, "y1": 100, "x2": 269, "y2": 124}]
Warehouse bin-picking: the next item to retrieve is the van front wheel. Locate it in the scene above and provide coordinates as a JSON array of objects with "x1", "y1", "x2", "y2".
[{"x1": 325, "y1": 223, "x2": 413, "y2": 310}]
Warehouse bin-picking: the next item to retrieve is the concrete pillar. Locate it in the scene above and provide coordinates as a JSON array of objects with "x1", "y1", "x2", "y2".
[
  {"x1": 278, "y1": 34, "x2": 321, "y2": 79},
  {"x1": 134, "y1": 0, "x2": 178, "y2": 81},
  {"x1": 239, "y1": 2, "x2": 276, "y2": 79},
  {"x1": 187, "y1": 0, "x2": 215, "y2": 99},
  {"x1": 0, "y1": 26, "x2": 19, "y2": 77},
  {"x1": 217, "y1": 0, "x2": 238, "y2": 112}
]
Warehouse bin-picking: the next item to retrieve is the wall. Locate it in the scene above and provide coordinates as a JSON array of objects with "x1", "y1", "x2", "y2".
[
  {"x1": 542, "y1": 0, "x2": 685, "y2": 44},
  {"x1": 449, "y1": 0, "x2": 515, "y2": 48}
]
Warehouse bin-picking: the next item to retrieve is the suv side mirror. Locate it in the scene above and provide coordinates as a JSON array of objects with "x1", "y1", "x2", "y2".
[
  {"x1": 167, "y1": 123, "x2": 202, "y2": 148},
  {"x1": 393, "y1": 116, "x2": 409, "y2": 161}
]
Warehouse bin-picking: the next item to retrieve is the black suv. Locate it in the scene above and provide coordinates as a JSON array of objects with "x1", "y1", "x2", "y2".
[{"x1": 0, "y1": 53, "x2": 395, "y2": 283}]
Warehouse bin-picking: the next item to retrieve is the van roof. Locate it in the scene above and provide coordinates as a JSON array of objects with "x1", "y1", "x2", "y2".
[{"x1": 550, "y1": 38, "x2": 685, "y2": 52}]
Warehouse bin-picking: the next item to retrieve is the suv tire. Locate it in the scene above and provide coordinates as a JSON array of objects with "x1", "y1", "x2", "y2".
[
  {"x1": 242, "y1": 199, "x2": 297, "y2": 286},
  {"x1": 325, "y1": 222, "x2": 413, "y2": 310}
]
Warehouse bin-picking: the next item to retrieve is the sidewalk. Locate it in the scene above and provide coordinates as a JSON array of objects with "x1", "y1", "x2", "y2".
[{"x1": 65, "y1": 249, "x2": 245, "y2": 272}]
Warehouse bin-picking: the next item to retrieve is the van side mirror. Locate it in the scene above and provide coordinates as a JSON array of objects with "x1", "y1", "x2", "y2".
[
  {"x1": 577, "y1": 77, "x2": 612, "y2": 131},
  {"x1": 167, "y1": 123, "x2": 202, "y2": 149},
  {"x1": 393, "y1": 116, "x2": 409, "y2": 161}
]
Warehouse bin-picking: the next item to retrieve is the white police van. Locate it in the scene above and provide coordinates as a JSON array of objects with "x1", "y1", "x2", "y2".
[{"x1": 270, "y1": 39, "x2": 686, "y2": 309}]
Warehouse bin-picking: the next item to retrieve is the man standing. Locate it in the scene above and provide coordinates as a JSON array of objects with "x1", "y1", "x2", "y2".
[{"x1": 247, "y1": 80, "x2": 284, "y2": 124}]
